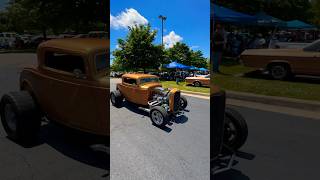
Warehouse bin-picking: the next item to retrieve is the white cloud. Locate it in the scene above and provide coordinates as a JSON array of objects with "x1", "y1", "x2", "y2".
[
  {"x1": 163, "y1": 31, "x2": 183, "y2": 48},
  {"x1": 110, "y1": 8, "x2": 148, "y2": 29}
]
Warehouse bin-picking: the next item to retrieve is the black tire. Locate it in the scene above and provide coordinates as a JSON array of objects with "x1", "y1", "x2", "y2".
[
  {"x1": 179, "y1": 95, "x2": 188, "y2": 110},
  {"x1": 0, "y1": 91, "x2": 41, "y2": 145},
  {"x1": 110, "y1": 90, "x2": 123, "y2": 108},
  {"x1": 223, "y1": 107, "x2": 248, "y2": 151},
  {"x1": 269, "y1": 64, "x2": 291, "y2": 80},
  {"x1": 150, "y1": 106, "x2": 169, "y2": 127},
  {"x1": 193, "y1": 81, "x2": 201, "y2": 87}
]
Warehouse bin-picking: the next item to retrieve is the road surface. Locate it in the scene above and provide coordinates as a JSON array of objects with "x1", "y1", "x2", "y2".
[{"x1": 215, "y1": 105, "x2": 320, "y2": 180}]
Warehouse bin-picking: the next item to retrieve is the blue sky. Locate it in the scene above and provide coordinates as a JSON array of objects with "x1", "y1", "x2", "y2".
[{"x1": 110, "y1": 0, "x2": 210, "y2": 63}]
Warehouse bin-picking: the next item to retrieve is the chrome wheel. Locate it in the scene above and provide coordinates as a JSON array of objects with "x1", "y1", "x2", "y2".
[
  {"x1": 151, "y1": 110, "x2": 163, "y2": 125},
  {"x1": 4, "y1": 104, "x2": 17, "y2": 132}
]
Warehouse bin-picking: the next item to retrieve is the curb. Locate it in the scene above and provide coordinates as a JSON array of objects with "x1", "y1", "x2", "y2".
[
  {"x1": 181, "y1": 90, "x2": 209, "y2": 97},
  {"x1": 226, "y1": 90, "x2": 320, "y2": 111}
]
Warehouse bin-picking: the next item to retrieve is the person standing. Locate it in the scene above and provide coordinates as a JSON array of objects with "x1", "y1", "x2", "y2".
[
  {"x1": 213, "y1": 24, "x2": 225, "y2": 73},
  {"x1": 175, "y1": 69, "x2": 181, "y2": 85}
]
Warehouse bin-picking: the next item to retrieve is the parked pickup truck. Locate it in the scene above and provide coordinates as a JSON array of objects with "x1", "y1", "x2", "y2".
[{"x1": 241, "y1": 39, "x2": 320, "y2": 80}]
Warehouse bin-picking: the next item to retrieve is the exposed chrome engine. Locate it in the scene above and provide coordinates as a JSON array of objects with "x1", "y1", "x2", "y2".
[{"x1": 148, "y1": 87, "x2": 170, "y2": 111}]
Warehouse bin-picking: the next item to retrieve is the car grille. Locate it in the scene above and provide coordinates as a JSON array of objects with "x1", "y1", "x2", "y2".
[{"x1": 173, "y1": 91, "x2": 181, "y2": 112}]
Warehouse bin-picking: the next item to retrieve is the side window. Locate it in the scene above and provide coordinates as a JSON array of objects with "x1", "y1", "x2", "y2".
[
  {"x1": 44, "y1": 52, "x2": 86, "y2": 74},
  {"x1": 95, "y1": 53, "x2": 107, "y2": 72},
  {"x1": 123, "y1": 78, "x2": 137, "y2": 85}
]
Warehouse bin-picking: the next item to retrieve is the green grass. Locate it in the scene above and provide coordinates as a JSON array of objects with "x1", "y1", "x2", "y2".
[
  {"x1": 161, "y1": 81, "x2": 209, "y2": 94},
  {"x1": 214, "y1": 58, "x2": 320, "y2": 101}
]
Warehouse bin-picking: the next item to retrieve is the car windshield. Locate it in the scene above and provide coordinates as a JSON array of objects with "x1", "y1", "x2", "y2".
[
  {"x1": 95, "y1": 53, "x2": 107, "y2": 72},
  {"x1": 140, "y1": 77, "x2": 159, "y2": 84},
  {"x1": 303, "y1": 39, "x2": 320, "y2": 52}
]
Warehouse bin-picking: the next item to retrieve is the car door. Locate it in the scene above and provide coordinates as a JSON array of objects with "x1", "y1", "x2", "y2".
[
  {"x1": 119, "y1": 77, "x2": 139, "y2": 103},
  {"x1": 202, "y1": 76, "x2": 210, "y2": 86},
  {"x1": 39, "y1": 50, "x2": 98, "y2": 131}
]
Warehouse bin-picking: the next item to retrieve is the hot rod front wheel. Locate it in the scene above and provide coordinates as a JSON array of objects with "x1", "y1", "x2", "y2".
[
  {"x1": 223, "y1": 107, "x2": 248, "y2": 151},
  {"x1": 150, "y1": 106, "x2": 169, "y2": 127},
  {"x1": 179, "y1": 95, "x2": 188, "y2": 110}
]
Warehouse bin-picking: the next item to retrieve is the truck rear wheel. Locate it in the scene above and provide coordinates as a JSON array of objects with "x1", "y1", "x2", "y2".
[
  {"x1": 110, "y1": 90, "x2": 123, "y2": 108},
  {"x1": 0, "y1": 91, "x2": 41, "y2": 145},
  {"x1": 150, "y1": 106, "x2": 169, "y2": 127},
  {"x1": 224, "y1": 107, "x2": 248, "y2": 151}
]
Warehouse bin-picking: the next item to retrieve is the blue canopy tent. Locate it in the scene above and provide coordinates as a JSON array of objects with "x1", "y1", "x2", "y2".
[
  {"x1": 188, "y1": 66, "x2": 200, "y2": 70},
  {"x1": 286, "y1": 20, "x2": 316, "y2": 30},
  {"x1": 212, "y1": 4, "x2": 257, "y2": 24},
  {"x1": 199, "y1": 68, "x2": 209, "y2": 71},
  {"x1": 164, "y1": 61, "x2": 190, "y2": 69},
  {"x1": 254, "y1": 12, "x2": 286, "y2": 27}
]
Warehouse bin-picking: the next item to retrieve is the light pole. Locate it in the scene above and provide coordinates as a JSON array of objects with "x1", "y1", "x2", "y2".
[{"x1": 158, "y1": 15, "x2": 167, "y2": 47}]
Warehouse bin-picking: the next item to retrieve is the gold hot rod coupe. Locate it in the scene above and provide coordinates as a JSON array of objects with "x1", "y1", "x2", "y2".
[
  {"x1": 241, "y1": 39, "x2": 320, "y2": 80},
  {"x1": 110, "y1": 73, "x2": 188, "y2": 127},
  {"x1": 0, "y1": 39, "x2": 108, "y2": 150}
]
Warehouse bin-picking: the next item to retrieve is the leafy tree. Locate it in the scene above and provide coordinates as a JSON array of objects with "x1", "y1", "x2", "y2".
[
  {"x1": 0, "y1": 0, "x2": 107, "y2": 37},
  {"x1": 166, "y1": 42, "x2": 207, "y2": 68},
  {"x1": 112, "y1": 25, "x2": 165, "y2": 73},
  {"x1": 311, "y1": 0, "x2": 320, "y2": 26},
  {"x1": 166, "y1": 42, "x2": 192, "y2": 65},
  {"x1": 190, "y1": 50, "x2": 208, "y2": 68}
]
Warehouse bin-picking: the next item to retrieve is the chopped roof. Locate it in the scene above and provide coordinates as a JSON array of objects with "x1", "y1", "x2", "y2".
[
  {"x1": 122, "y1": 73, "x2": 158, "y2": 79},
  {"x1": 38, "y1": 38, "x2": 109, "y2": 54}
]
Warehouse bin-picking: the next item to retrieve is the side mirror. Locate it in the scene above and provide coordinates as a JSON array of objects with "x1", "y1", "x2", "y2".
[{"x1": 73, "y1": 69, "x2": 86, "y2": 79}]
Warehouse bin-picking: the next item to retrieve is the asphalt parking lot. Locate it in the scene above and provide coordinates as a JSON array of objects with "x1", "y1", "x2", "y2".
[
  {"x1": 215, "y1": 105, "x2": 320, "y2": 180},
  {"x1": 110, "y1": 78, "x2": 210, "y2": 180},
  {"x1": 0, "y1": 53, "x2": 107, "y2": 180}
]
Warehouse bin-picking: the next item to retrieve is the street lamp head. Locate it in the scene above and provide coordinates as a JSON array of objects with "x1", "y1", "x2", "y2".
[{"x1": 158, "y1": 15, "x2": 167, "y2": 21}]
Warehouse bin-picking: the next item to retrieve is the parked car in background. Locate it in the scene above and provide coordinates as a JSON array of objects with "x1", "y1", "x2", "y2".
[
  {"x1": 20, "y1": 34, "x2": 32, "y2": 44},
  {"x1": 185, "y1": 74, "x2": 210, "y2": 87},
  {"x1": 241, "y1": 39, "x2": 320, "y2": 80},
  {"x1": 0, "y1": 32, "x2": 18, "y2": 48},
  {"x1": 73, "y1": 34, "x2": 88, "y2": 38}
]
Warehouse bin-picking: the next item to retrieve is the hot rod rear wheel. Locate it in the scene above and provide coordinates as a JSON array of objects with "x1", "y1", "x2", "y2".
[
  {"x1": 224, "y1": 107, "x2": 248, "y2": 151},
  {"x1": 110, "y1": 90, "x2": 123, "y2": 107},
  {"x1": 0, "y1": 91, "x2": 41, "y2": 145},
  {"x1": 179, "y1": 95, "x2": 188, "y2": 110},
  {"x1": 150, "y1": 106, "x2": 169, "y2": 127}
]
